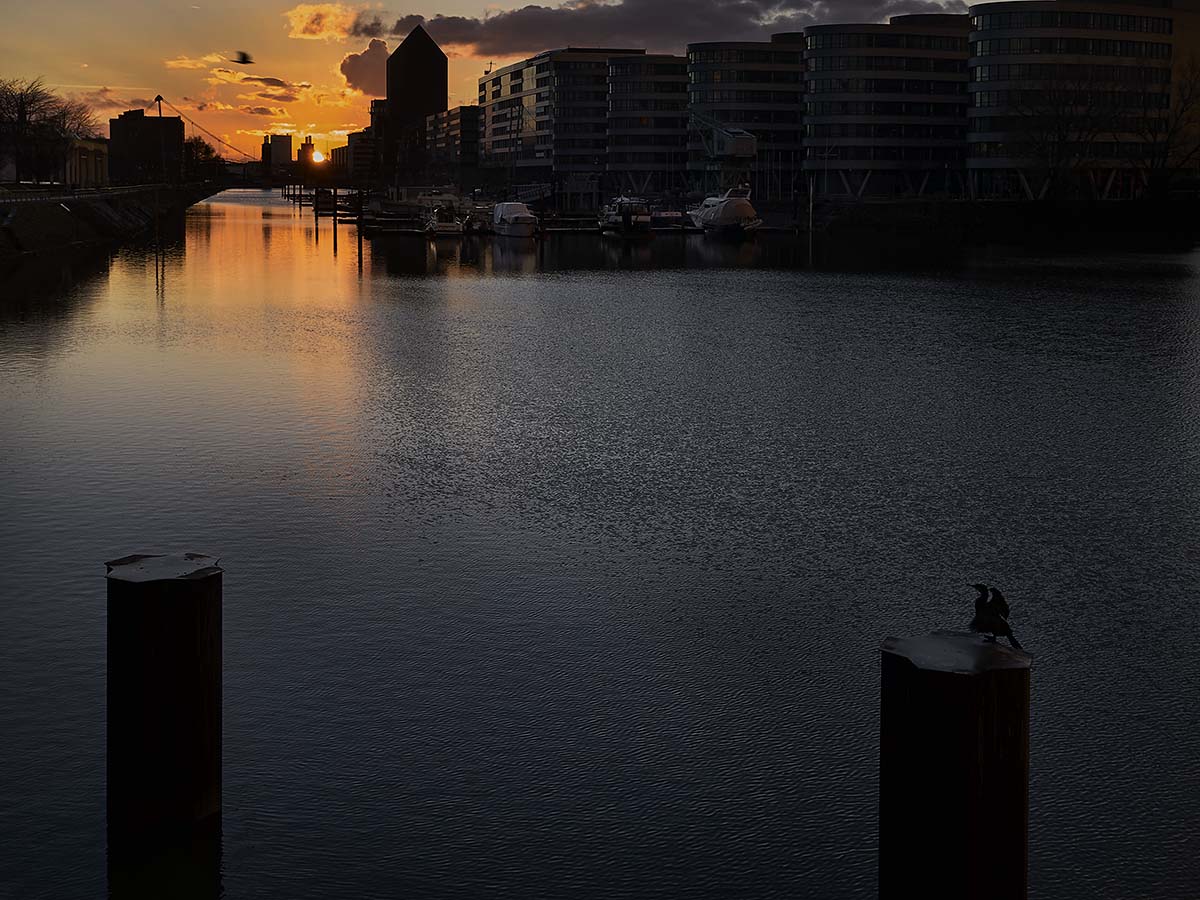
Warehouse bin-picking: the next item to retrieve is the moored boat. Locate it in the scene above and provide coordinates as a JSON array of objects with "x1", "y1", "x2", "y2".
[
  {"x1": 493, "y1": 201, "x2": 539, "y2": 238},
  {"x1": 598, "y1": 197, "x2": 652, "y2": 237},
  {"x1": 688, "y1": 186, "x2": 762, "y2": 238},
  {"x1": 425, "y1": 206, "x2": 464, "y2": 238}
]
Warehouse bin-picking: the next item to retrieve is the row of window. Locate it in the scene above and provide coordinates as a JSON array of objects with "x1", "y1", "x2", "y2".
[
  {"x1": 968, "y1": 115, "x2": 1160, "y2": 134},
  {"x1": 807, "y1": 78, "x2": 965, "y2": 95},
  {"x1": 608, "y1": 151, "x2": 688, "y2": 164},
  {"x1": 610, "y1": 98, "x2": 687, "y2": 112},
  {"x1": 806, "y1": 100, "x2": 965, "y2": 116},
  {"x1": 968, "y1": 140, "x2": 1154, "y2": 158},
  {"x1": 807, "y1": 56, "x2": 965, "y2": 73},
  {"x1": 693, "y1": 109, "x2": 800, "y2": 124},
  {"x1": 556, "y1": 91, "x2": 608, "y2": 102},
  {"x1": 556, "y1": 75, "x2": 607, "y2": 87},
  {"x1": 691, "y1": 69, "x2": 802, "y2": 84},
  {"x1": 805, "y1": 123, "x2": 966, "y2": 139},
  {"x1": 805, "y1": 145, "x2": 965, "y2": 161},
  {"x1": 609, "y1": 63, "x2": 687, "y2": 77},
  {"x1": 608, "y1": 81, "x2": 688, "y2": 93},
  {"x1": 554, "y1": 122, "x2": 607, "y2": 134},
  {"x1": 555, "y1": 60, "x2": 608, "y2": 71},
  {"x1": 688, "y1": 49, "x2": 802, "y2": 65},
  {"x1": 971, "y1": 38, "x2": 1172, "y2": 58},
  {"x1": 806, "y1": 33, "x2": 967, "y2": 52},
  {"x1": 688, "y1": 89, "x2": 803, "y2": 104},
  {"x1": 973, "y1": 89, "x2": 1170, "y2": 109},
  {"x1": 610, "y1": 133, "x2": 687, "y2": 146},
  {"x1": 969, "y1": 12, "x2": 1171, "y2": 35},
  {"x1": 972, "y1": 63, "x2": 1171, "y2": 83},
  {"x1": 609, "y1": 116, "x2": 690, "y2": 130}
]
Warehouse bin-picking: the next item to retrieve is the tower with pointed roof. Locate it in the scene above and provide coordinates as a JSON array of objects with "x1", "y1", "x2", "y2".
[{"x1": 384, "y1": 24, "x2": 448, "y2": 178}]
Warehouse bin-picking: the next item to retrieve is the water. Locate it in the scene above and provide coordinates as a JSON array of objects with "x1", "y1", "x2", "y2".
[{"x1": 2, "y1": 190, "x2": 1199, "y2": 898}]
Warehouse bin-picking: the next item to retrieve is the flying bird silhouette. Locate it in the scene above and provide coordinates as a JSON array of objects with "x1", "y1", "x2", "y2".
[
  {"x1": 229, "y1": 51, "x2": 255, "y2": 65},
  {"x1": 968, "y1": 584, "x2": 1023, "y2": 649}
]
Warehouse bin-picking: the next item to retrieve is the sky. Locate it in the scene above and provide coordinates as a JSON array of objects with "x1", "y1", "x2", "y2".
[{"x1": 1, "y1": 0, "x2": 962, "y2": 159}]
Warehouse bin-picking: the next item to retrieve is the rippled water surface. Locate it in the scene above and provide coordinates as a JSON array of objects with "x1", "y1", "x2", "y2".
[{"x1": 2, "y1": 191, "x2": 1200, "y2": 898}]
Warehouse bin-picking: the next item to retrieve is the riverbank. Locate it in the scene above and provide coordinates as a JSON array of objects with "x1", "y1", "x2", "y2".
[{"x1": 0, "y1": 184, "x2": 219, "y2": 263}]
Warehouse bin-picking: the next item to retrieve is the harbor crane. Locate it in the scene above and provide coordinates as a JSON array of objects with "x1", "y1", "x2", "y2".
[{"x1": 689, "y1": 109, "x2": 757, "y2": 193}]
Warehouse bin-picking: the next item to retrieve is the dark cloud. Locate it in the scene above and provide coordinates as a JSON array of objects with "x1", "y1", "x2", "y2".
[
  {"x1": 239, "y1": 105, "x2": 288, "y2": 116},
  {"x1": 339, "y1": 38, "x2": 389, "y2": 96},
  {"x1": 241, "y1": 74, "x2": 292, "y2": 89},
  {"x1": 350, "y1": 12, "x2": 385, "y2": 37},
  {"x1": 388, "y1": 0, "x2": 964, "y2": 55},
  {"x1": 257, "y1": 89, "x2": 301, "y2": 102},
  {"x1": 75, "y1": 86, "x2": 155, "y2": 111}
]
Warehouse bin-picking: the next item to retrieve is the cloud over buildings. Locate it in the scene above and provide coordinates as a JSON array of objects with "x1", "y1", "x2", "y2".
[
  {"x1": 339, "y1": 38, "x2": 389, "y2": 96},
  {"x1": 285, "y1": 3, "x2": 361, "y2": 40},
  {"x1": 72, "y1": 86, "x2": 155, "y2": 111},
  {"x1": 349, "y1": 0, "x2": 963, "y2": 55},
  {"x1": 165, "y1": 53, "x2": 224, "y2": 69},
  {"x1": 239, "y1": 105, "x2": 289, "y2": 116}
]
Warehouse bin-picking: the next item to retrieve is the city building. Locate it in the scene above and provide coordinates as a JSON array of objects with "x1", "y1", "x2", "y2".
[
  {"x1": 330, "y1": 143, "x2": 349, "y2": 172},
  {"x1": 427, "y1": 105, "x2": 481, "y2": 169},
  {"x1": 606, "y1": 54, "x2": 690, "y2": 196},
  {"x1": 385, "y1": 24, "x2": 448, "y2": 176},
  {"x1": 966, "y1": 0, "x2": 1200, "y2": 198},
  {"x1": 330, "y1": 130, "x2": 381, "y2": 183},
  {"x1": 686, "y1": 36, "x2": 806, "y2": 201},
  {"x1": 802, "y1": 14, "x2": 971, "y2": 198},
  {"x1": 65, "y1": 137, "x2": 109, "y2": 187},
  {"x1": 267, "y1": 134, "x2": 293, "y2": 175},
  {"x1": 479, "y1": 47, "x2": 644, "y2": 210},
  {"x1": 347, "y1": 130, "x2": 379, "y2": 183},
  {"x1": 297, "y1": 135, "x2": 316, "y2": 168},
  {"x1": 108, "y1": 109, "x2": 184, "y2": 184}
]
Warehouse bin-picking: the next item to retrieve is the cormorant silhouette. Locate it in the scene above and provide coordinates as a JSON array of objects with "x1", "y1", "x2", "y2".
[
  {"x1": 229, "y1": 51, "x2": 255, "y2": 65},
  {"x1": 969, "y1": 585, "x2": 1022, "y2": 649}
]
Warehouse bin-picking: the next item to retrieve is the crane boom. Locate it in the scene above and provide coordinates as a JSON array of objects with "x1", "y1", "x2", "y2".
[{"x1": 689, "y1": 109, "x2": 757, "y2": 161}]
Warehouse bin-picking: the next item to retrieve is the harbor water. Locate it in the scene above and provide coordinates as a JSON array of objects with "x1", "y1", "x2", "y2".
[{"x1": 1, "y1": 190, "x2": 1199, "y2": 898}]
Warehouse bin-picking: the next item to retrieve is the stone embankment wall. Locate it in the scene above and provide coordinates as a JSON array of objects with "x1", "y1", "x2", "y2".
[{"x1": 0, "y1": 185, "x2": 218, "y2": 263}]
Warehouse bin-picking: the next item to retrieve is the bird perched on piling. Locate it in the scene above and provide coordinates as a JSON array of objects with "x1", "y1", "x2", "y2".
[{"x1": 968, "y1": 583, "x2": 1023, "y2": 649}]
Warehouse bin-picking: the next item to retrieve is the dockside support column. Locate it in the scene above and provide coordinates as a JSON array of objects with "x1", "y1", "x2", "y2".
[
  {"x1": 106, "y1": 553, "x2": 222, "y2": 848},
  {"x1": 879, "y1": 631, "x2": 1031, "y2": 900}
]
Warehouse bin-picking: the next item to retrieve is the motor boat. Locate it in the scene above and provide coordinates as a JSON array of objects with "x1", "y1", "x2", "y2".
[
  {"x1": 426, "y1": 206, "x2": 464, "y2": 238},
  {"x1": 493, "y1": 201, "x2": 539, "y2": 238},
  {"x1": 650, "y1": 209, "x2": 688, "y2": 231},
  {"x1": 598, "y1": 197, "x2": 652, "y2": 236},
  {"x1": 688, "y1": 186, "x2": 762, "y2": 237}
]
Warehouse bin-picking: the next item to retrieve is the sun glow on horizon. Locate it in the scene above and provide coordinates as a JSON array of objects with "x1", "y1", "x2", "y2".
[{"x1": 312, "y1": 150, "x2": 325, "y2": 163}]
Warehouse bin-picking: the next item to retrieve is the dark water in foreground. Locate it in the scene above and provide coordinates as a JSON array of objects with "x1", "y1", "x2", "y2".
[{"x1": 2, "y1": 190, "x2": 1199, "y2": 898}]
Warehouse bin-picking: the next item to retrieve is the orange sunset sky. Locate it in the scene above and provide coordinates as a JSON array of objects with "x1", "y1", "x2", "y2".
[{"x1": 1, "y1": 1, "x2": 949, "y2": 158}]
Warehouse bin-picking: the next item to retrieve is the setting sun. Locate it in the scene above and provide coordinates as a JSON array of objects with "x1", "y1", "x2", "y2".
[{"x1": 311, "y1": 150, "x2": 325, "y2": 163}]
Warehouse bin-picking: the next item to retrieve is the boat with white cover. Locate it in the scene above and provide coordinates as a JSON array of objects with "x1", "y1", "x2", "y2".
[
  {"x1": 688, "y1": 186, "x2": 762, "y2": 237},
  {"x1": 493, "y1": 201, "x2": 539, "y2": 238}
]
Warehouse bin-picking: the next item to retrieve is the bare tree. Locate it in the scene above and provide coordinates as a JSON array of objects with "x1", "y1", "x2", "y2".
[
  {"x1": 1122, "y1": 54, "x2": 1200, "y2": 196},
  {"x1": 1007, "y1": 68, "x2": 1119, "y2": 200},
  {"x1": 0, "y1": 77, "x2": 99, "y2": 183}
]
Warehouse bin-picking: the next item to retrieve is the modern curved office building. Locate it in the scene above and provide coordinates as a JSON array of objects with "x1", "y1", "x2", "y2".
[
  {"x1": 966, "y1": 0, "x2": 1200, "y2": 198},
  {"x1": 686, "y1": 35, "x2": 806, "y2": 201},
  {"x1": 801, "y1": 15, "x2": 971, "y2": 198},
  {"x1": 606, "y1": 54, "x2": 689, "y2": 196}
]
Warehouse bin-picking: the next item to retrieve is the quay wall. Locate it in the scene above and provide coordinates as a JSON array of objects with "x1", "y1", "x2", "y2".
[{"x1": 0, "y1": 184, "x2": 220, "y2": 263}]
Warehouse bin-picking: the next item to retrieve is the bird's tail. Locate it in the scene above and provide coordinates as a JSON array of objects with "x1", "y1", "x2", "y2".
[{"x1": 1007, "y1": 633, "x2": 1023, "y2": 650}]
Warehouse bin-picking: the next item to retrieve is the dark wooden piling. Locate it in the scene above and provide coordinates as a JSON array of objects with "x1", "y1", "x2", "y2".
[
  {"x1": 106, "y1": 553, "x2": 222, "y2": 847},
  {"x1": 879, "y1": 631, "x2": 1031, "y2": 900}
]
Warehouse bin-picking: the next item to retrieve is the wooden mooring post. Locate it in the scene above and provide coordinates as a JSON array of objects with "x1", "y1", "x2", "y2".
[
  {"x1": 106, "y1": 553, "x2": 223, "y2": 849},
  {"x1": 879, "y1": 632, "x2": 1031, "y2": 900}
]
